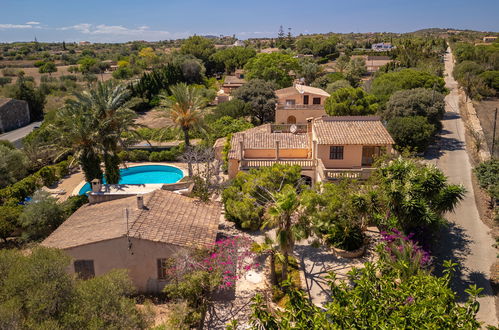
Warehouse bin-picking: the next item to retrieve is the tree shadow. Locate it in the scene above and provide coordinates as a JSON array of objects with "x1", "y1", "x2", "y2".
[{"x1": 431, "y1": 222, "x2": 494, "y2": 302}]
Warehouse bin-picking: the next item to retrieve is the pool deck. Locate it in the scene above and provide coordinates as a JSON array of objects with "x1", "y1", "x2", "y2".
[{"x1": 44, "y1": 162, "x2": 189, "y2": 201}]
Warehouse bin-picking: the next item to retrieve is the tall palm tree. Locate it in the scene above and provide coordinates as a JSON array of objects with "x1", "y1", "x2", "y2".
[
  {"x1": 52, "y1": 81, "x2": 138, "y2": 184},
  {"x1": 263, "y1": 185, "x2": 302, "y2": 282},
  {"x1": 160, "y1": 83, "x2": 205, "y2": 176}
]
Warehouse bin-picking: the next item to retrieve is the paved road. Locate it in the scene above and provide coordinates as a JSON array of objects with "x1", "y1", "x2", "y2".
[
  {"x1": 0, "y1": 121, "x2": 42, "y2": 148},
  {"x1": 429, "y1": 48, "x2": 498, "y2": 326}
]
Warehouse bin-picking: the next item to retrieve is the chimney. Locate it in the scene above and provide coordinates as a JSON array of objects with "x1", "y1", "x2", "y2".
[
  {"x1": 136, "y1": 194, "x2": 144, "y2": 209},
  {"x1": 91, "y1": 179, "x2": 102, "y2": 193},
  {"x1": 275, "y1": 140, "x2": 280, "y2": 160}
]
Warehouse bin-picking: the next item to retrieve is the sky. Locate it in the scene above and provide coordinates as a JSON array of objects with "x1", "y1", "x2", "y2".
[{"x1": 0, "y1": 0, "x2": 498, "y2": 43}]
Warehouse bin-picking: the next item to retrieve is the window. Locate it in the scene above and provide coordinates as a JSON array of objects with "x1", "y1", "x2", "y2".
[
  {"x1": 312, "y1": 97, "x2": 321, "y2": 105},
  {"x1": 285, "y1": 99, "x2": 295, "y2": 106},
  {"x1": 303, "y1": 95, "x2": 309, "y2": 105},
  {"x1": 157, "y1": 258, "x2": 174, "y2": 280},
  {"x1": 287, "y1": 116, "x2": 296, "y2": 124},
  {"x1": 329, "y1": 146, "x2": 344, "y2": 160},
  {"x1": 74, "y1": 260, "x2": 95, "y2": 279}
]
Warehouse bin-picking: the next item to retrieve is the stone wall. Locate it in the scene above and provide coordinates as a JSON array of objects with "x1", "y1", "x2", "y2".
[
  {"x1": 458, "y1": 90, "x2": 491, "y2": 162},
  {"x1": 0, "y1": 98, "x2": 30, "y2": 133}
]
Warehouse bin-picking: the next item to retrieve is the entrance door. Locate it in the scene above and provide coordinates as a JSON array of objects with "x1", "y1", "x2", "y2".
[{"x1": 362, "y1": 146, "x2": 381, "y2": 166}]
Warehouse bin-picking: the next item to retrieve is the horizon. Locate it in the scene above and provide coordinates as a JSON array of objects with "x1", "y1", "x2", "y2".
[{"x1": 1, "y1": 0, "x2": 499, "y2": 43}]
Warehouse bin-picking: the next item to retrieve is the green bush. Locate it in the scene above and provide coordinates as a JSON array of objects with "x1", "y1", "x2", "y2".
[
  {"x1": 61, "y1": 195, "x2": 88, "y2": 218},
  {"x1": 0, "y1": 77, "x2": 12, "y2": 86},
  {"x1": 387, "y1": 116, "x2": 436, "y2": 153},
  {"x1": 474, "y1": 160, "x2": 499, "y2": 199},
  {"x1": 0, "y1": 205, "x2": 22, "y2": 241},
  {"x1": 129, "y1": 150, "x2": 150, "y2": 162},
  {"x1": 37, "y1": 166, "x2": 58, "y2": 187},
  {"x1": 324, "y1": 220, "x2": 364, "y2": 251}
]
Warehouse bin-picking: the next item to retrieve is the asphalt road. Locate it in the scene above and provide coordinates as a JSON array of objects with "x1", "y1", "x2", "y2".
[
  {"x1": 428, "y1": 48, "x2": 498, "y2": 326},
  {"x1": 0, "y1": 121, "x2": 42, "y2": 148}
]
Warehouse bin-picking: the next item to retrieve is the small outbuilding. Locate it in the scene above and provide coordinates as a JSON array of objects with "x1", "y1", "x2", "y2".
[
  {"x1": 42, "y1": 189, "x2": 221, "y2": 292},
  {"x1": 0, "y1": 98, "x2": 30, "y2": 133}
]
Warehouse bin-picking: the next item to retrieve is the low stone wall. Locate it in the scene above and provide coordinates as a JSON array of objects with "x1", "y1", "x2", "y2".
[
  {"x1": 459, "y1": 90, "x2": 491, "y2": 162},
  {"x1": 88, "y1": 193, "x2": 135, "y2": 204}
]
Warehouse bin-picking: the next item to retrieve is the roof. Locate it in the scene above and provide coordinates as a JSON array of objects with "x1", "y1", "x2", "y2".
[
  {"x1": 42, "y1": 190, "x2": 221, "y2": 250},
  {"x1": 313, "y1": 116, "x2": 395, "y2": 145},
  {"x1": 223, "y1": 75, "x2": 246, "y2": 85},
  {"x1": 276, "y1": 85, "x2": 330, "y2": 98},
  {"x1": 228, "y1": 125, "x2": 309, "y2": 159}
]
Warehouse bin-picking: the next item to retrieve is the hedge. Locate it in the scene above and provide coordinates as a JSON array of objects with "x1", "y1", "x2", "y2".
[
  {"x1": 0, "y1": 161, "x2": 71, "y2": 206},
  {"x1": 118, "y1": 145, "x2": 185, "y2": 163}
]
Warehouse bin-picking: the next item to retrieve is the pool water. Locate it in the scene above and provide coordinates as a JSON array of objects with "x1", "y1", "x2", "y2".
[{"x1": 78, "y1": 165, "x2": 184, "y2": 195}]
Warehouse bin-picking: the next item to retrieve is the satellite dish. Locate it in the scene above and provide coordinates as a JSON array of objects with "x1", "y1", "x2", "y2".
[{"x1": 290, "y1": 124, "x2": 298, "y2": 134}]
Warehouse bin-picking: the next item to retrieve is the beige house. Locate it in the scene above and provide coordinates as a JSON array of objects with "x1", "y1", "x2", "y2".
[
  {"x1": 221, "y1": 69, "x2": 246, "y2": 94},
  {"x1": 42, "y1": 190, "x2": 221, "y2": 293},
  {"x1": 225, "y1": 116, "x2": 394, "y2": 182},
  {"x1": 275, "y1": 85, "x2": 329, "y2": 124}
]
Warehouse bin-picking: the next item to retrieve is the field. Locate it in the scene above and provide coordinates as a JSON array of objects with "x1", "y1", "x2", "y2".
[{"x1": 0, "y1": 64, "x2": 114, "y2": 85}]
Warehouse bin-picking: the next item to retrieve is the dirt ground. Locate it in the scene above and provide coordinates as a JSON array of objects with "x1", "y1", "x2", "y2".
[
  {"x1": 134, "y1": 110, "x2": 172, "y2": 129},
  {"x1": 1, "y1": 65, "x2": 114, "y2": 85},
  {"x1": 474, "y1": 97, "x2": 499, "y2": 158}
]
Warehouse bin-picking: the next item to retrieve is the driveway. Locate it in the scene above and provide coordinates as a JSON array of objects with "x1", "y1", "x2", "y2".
[
  {"x1": 0, "y1": 121, "x2": 42, "y2": 148},
  {"x1": 427, "y1": 48, "x2": 498, "y2": 326}
]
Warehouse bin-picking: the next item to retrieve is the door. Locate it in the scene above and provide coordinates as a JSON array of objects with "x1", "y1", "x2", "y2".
[
  {"x1": 287, "y1": 116, "x2": 296, "y2": 124},
  {"x1": 362, "y1": 146, "x2": 381, "y2": 166},
  {"x1": 303, "y1": 95, "x2": 309, "y2": 105}
]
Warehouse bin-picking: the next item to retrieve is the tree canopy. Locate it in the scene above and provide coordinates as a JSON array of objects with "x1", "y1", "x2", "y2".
[
  {"x1": 324, "y1": 87, "x2": 379, "y2": 116},
  {"x1": 371, "y1": 69, "x2": 446, "y2": 104},
  {"x1": 232, "y1": 79, "x2": 278, "y2": 124},
  {"x1": 243, "y1": 52, "x2": 299, "y2": 88},
  {"x1": 387, "y1": 116, "x2": 436, "y2": 153}
]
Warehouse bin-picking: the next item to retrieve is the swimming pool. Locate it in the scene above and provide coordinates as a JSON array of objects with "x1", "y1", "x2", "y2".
[{"x1": 78, "y1": 164, "x2": 184, "y2": 195}]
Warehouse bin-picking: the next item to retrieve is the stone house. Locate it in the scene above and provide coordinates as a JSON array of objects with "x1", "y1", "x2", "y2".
[
  {"x1": 42, "y1": 190, "x2": 221, "y2": 293},
  {"x1": 0, "y1": 98, "x2": 30, "y2": 133}
]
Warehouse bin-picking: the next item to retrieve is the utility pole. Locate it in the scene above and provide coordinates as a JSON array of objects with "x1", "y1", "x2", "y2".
[{"x1": 492, "y1": 107, "x2": 497, "y2": 159}]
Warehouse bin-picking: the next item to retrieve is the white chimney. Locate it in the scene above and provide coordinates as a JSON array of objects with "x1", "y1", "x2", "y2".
[
  {"x1": 91, "y1": 179, "x2": 102, "y2": 193},
  {"x1": 136, "y1": 194, "x2": 144, "y2": 209}
]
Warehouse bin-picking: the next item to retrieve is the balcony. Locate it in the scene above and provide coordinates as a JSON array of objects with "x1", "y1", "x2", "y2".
[
  {"x1": 316, "y1": 159, "x2": 375, "y2": 182},
  {"x1": 240, "y1": 159, "x2": 315, "y2": 170},
  {"x1": 270, "y1": 124, "x2": 308, "y2": 133},
  {"x1": 276, "y1": 104, "x2": 325, "y2": 110}
]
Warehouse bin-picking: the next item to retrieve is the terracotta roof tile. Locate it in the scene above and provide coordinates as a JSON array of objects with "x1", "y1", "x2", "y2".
[
  {"x1": 313, "y1": 116, "x2": 394, "y2": 145},
  {"x1": 42, "y1": 190, "x2": 221, "y2": 250}
]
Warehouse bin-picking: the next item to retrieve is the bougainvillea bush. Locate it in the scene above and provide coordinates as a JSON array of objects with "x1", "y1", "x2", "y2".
[
  {"x1": 250, "y1": 234, "x2": 482, "y2": 329},
  {"x1": 163, "y1": 236, "x2": 258, "y2": 328}
]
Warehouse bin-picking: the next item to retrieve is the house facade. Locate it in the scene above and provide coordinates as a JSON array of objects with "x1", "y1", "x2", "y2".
[
  {"x1": 42, "y1": 190, "x2": 221, "y2": 293},
  {"x1": 274, "y1": 85, "x2": 329, "y2": 124},
  {"x1": 224, "y1": 116, "x2": 394, "y2": 182},
  {"x1": 0, "y1": 98, "x2": 30, "y2": 133}
]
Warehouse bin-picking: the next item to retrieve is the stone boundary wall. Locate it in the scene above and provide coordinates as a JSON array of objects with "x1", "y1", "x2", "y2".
[{"x1": 459, "y1": 89, "x2": 491, "y2": 162}]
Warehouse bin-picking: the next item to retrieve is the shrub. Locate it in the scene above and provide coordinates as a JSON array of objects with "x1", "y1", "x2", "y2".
[
  {"x1": 61, "y1": 195, "x2": 88, "y2": 218},
  {"x1": 474, "y1": 159, "x2": 499, "y2": 199},
  {"x1": 148, "y1": 151, "x2": 163, "y2": 162},
  {"x1": 2, "y1": 68, "x2": 19, "y2": 76},
  {"x1": 129, "y1": 150, "x2": 150, "y2": 162},
  {"x1": 324, "y1": 219, "x2": 364, "y2": 251},
  {"x1": 18, "y1": 190, "x2": 65, "y2": 241},
  {"x1": 0, "y1": 205, "x2": 22, "y2": 241},
  {"x1": 37, "y1": 166, "x2": 58, "y2": 187},
  {"x1": 387, "y1": 116, "x2": 436, "y2": 153},
  {"x1": 222, "y1": 164, "x2": 303, "y2": 229},
  {"x1": 0, "y1": 77, "x2": 12, "y2": 86}
]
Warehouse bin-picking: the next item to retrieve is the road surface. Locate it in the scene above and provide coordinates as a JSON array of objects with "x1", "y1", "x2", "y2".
[
  {"x1": 0, "y1": 121, "x2": 42, "y2": 148},
  {"x1": 428, "y1": 48, "x2": 498, "y2": 326}
]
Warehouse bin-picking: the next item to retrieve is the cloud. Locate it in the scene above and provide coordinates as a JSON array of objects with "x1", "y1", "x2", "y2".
[
  {"x1": 58, "y1": 23, "x2": 171, "y2": 38},
  {"x1": 25, "y1": 21, "x2": 40, "y2": 25},
  {"x1": 0, "y1": 23, "x2": 33, "y2": 29}
]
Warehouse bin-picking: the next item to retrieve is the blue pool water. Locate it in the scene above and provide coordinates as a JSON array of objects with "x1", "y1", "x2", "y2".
[{"x1": 78, "y1": 165, "x2": 184, "y2": 195}]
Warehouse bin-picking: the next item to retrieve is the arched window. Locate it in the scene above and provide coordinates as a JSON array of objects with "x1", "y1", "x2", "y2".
[{"x1": 287, "y1": 116, "x2": 296, "y2": 124}]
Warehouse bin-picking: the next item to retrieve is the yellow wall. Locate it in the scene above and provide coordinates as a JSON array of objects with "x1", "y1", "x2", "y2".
[
  {"x1": 275, "y1": 109, "x2": 327, "y2": 124},
  {"x1": 276, "y1": 92, "x2": 328, "y2": 106},
  {"x1": 64, "y1": 237, "x2": 189, "y2": 293},
  {"x1": 243, "y1": 148, "x2": 309, "y2": 159},
  {"x1": 318, "y1": 144, "x2": 363, "y2": 168}
]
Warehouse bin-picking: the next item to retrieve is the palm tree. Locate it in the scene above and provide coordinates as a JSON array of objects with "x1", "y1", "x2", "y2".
[
  {"x1": 263, "y1": 185, "x2": 302, "y2": 283},
  {"x1": 160, "y1": 83, "x2": 205, "y2": 176},
  {"x1": 52, "y1": 81, "x2": 138, "y2": 184},
  {"x1": 252, "y1": 235, "x2": 280, "y2": 285}
]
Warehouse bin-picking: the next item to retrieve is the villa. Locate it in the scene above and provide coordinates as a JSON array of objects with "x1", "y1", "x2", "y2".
[
  {"x1": 42, "y1": 189, "x2": 221, "y2": 293},
  {"x1": 274, "y1": 84, "x2": 329, "y2": 124},
  {"x1": 224, "y1": 116, "x2": 394, "y2": 182}
]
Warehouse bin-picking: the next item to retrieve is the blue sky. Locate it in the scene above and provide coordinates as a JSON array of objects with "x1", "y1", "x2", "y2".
[{"x1": 0, "y1": 0, "x2": 498, "y2": 43}]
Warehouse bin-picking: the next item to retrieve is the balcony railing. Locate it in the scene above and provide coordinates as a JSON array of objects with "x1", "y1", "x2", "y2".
[
  {"x1": 240, "y1": 159, "x2": 316, "y2": 169},
  {"x1": 316, "y1": 159, "x2": 375, "y2": 181},
  {"x1": 276, "y1": 104, "x2": 325, "y2": 110}
]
